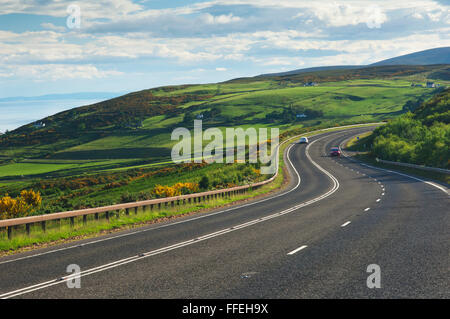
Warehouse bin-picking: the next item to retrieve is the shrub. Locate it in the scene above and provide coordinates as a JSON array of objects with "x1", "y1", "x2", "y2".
[
  {"x1": 0, "y1": 189, "x2": 42, "y2": 219},
  {"x1": 199, "y1": 176, "x2": 210, "y2": 190}
]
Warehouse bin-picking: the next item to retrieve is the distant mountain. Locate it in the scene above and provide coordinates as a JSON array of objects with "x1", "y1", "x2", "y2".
[
  {"x1": 255, "y1": 47, "x2": 450, "y2": 78},
  {"x1": 257, "y1": 65, "x2": 362, "y2": 77},
  {"x1": 370, "y1": 47, "x2": 450, "y2": 66}
]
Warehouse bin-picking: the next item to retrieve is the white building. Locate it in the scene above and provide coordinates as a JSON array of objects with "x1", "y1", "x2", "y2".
[{"x1": 32, "y1": 121, "x2": 45, "y2": 129}]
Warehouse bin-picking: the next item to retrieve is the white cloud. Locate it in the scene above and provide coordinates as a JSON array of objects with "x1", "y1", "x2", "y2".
[
  {"x1": 0, "y1": 0, "x2": 143, "y2": 20},
  {"x1": 203, "y1": 13, "x2": 241, "y2": 24},
  {"x1": 0, "y1": 0, "x2": 449, "y2": 85},
  {"x1": 0, "y1": 64, "x2": 122, "y2": 81}
]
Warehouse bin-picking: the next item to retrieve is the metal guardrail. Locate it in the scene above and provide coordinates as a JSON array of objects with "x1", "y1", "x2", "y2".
[
  {"x1": 0, "y1": 178, "x2": 275, "y2": 239},
  {"x1": 0, "y1": 122, "x2": 383, "y2": 239},
  {"x1": 376, "y1": 158, "x2": 450, "y2": 174}
]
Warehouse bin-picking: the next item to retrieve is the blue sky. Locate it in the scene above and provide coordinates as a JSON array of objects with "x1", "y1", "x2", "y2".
[{"x1": 0, "y1": 0, "x2": 449, "y2": 98}]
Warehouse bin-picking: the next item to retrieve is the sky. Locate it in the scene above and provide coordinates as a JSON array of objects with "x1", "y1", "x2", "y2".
[{"x1": 0, "y1": 0, "x2": 449, "y2": 98}]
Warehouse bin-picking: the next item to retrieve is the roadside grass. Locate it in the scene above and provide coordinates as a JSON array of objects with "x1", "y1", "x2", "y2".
[
  {"x1": 0, "y1": 160, "x2": 285, "y2": 253},
  {"x1": 0, "y1": 189, "x2": 263, "y2": 252},
  {"x1": 343, "y1": 127, "x2": 449, "y2": 186},
  {"x1": 353, "y1": 153, "x2": 450, "y2": 186},
  {"x1": 345, "y1": 131, "x2": 373, "y2": 149}
]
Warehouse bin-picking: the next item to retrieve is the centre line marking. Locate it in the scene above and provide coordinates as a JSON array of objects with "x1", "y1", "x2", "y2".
[
  {"x1": 364, "y1": 207, "x2": 370, "y2": 212},
  {"x1": 341, "y1": 221, "x2": 351, "y2": 227},
  {"x1": 376, "y1": 199, "x2": 381, "y2": 202},
  {"x1": 287, "y1": 245, "x2": 308, "y2": 255}
]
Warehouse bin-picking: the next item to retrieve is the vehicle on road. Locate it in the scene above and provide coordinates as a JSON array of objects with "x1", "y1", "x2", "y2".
[
  {"x1": 298, "y1": 137, "x2": 309, "y2": 144},
  {"x1": 330, "y1": 147, "x2": 341, "y2": 156}
]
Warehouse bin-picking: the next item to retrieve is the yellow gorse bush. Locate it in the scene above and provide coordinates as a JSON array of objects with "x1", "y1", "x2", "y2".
[
  {"x1": 0, "y1": 189, "x2": 42, "y2": 220},
  {"x1": 152, "y1": 182, "x2": 199, "y2": 198}
]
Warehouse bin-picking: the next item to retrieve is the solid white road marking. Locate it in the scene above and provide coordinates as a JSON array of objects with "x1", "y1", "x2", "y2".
[
  {"x1": 287, "y1": 245, "x2": 308, "y2": 255},
  {"x1": 341, "y1": 221, "x2": 351, "y2": 227}
]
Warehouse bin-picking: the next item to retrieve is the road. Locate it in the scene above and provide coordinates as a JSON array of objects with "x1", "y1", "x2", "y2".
[{"x1": 0, "y1": 126, "x2": 448, "y2": 298}]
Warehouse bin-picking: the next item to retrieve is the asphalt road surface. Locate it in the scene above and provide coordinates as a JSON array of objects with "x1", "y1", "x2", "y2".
[{"x1": 0, "y1": 126, "x2": 448, "y2": 298}]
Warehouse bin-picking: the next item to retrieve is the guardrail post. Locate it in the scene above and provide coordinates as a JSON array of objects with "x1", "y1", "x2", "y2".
[
  {"x1": 135, "y1": 207, "x2": 138, "y2": 214},
  {"x1": 125, "y1": 208, "x2": 129, "y2": 216},
  {"x1": 105, "y1": 211, "x2": 109, "y2": 221},
  {"x1": 26, "y1": 223, "x2": 30, "y2": 236},
  {"x1": 7, "y1": 226, "x2": 12, "y2": 240},
  {"x1": 83, "y1": 215, "x2": 87, "y2": 225},
  {"x1": 70, "y1": 217, "x2": 74, "y2": 227},
  {"x1": 95, "y1": 213, "x2": 99, "y2": 220},
  {"x1": 41, "y1": 221, "x2": 46, "y2": 233}
]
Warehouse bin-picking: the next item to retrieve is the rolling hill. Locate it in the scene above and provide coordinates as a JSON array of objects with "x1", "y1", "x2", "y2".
[
  {"x1": 256, "y1": 47, "x2": 450, "y2": 78},
  {"x1": 370, "y1": 47, "x2": 450, "y2": 66},
  {"x1": 0, "y1": 64, "x2": 448, "y2": 164}
]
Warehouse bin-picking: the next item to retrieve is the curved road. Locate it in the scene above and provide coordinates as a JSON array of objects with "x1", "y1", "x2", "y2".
[{"x1": 0, "y1": 127, "x2": 448, "y2": 298}]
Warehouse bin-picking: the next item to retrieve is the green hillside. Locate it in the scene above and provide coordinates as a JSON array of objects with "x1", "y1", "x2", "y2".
[
  {"x1": 353, "y1": 88, "x2": 449, "y2": 169},
  {"x1": 1, "y1": 65, "x2": 448, "y2": 164}
]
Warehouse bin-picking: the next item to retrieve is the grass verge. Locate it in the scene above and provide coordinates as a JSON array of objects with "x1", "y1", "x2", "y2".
[
  {"x1": 354, "y1": 153, "x2": 450, "y2": 185},
  {"x1": 343, "y1": 132, "x2": 449, "y2": 186}
]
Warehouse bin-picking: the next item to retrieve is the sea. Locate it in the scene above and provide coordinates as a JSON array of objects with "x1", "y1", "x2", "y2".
[{"x1": 0, "y1": 99, "x2": 105, "y2": 133}]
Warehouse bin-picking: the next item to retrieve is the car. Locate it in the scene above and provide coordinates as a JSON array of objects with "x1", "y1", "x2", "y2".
[
  {"x1": 298, "y1": 137, "x2": 309, "y2": 144},
  {"x1": 330, "y1": 147, "x2": 341, "y2": 156}
]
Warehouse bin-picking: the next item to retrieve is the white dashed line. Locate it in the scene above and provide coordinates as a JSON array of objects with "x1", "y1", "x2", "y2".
[
  {"x1": 341, "y1": 221, "x2": 351, "y2": 227},
  {"x1": 287, "y1": 245, "x2": 308, "y2": 255},
  {"x1": 376, "y1": 199, "x2": 381, "y2": 202},
  {"x1": 364, "y1": 207, "x2": 370, "y2": 212}
]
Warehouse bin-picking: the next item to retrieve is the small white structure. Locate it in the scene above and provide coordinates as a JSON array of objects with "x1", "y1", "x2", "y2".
[{"x1": 32, "y1": 121, "x2": 45, "y2": 129}]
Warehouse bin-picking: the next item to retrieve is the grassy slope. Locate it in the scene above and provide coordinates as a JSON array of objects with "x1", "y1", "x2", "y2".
[{"x1": 348, "y1": 88, "x2": 449, "y2": 171}]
